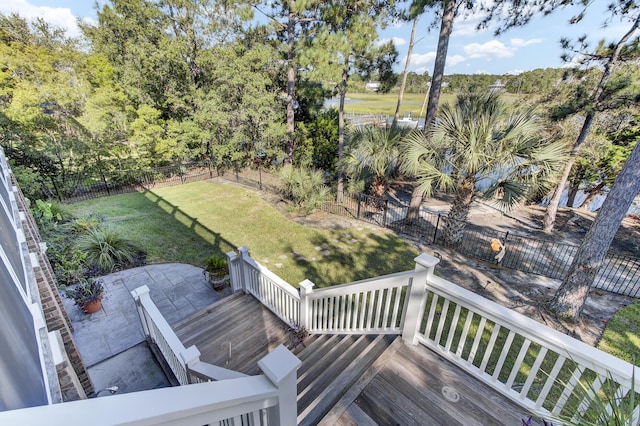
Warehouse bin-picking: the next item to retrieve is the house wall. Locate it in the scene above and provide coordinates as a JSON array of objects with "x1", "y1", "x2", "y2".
[{"x1": 0, "y1": 149, "x2": 93, "y2": 412}]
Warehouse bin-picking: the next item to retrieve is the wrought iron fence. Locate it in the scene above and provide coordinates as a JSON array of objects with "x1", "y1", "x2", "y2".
[{"x1": 62, "y1": 162, "x2": 218, "y2": 202}]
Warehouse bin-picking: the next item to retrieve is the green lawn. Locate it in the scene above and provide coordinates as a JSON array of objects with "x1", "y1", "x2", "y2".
[
  {"x1": 598, "y1": 303, "x2": 640, "y2": 364},
  {"x1": 69, "y1": 181, "x2": 418, "y2": 287}
]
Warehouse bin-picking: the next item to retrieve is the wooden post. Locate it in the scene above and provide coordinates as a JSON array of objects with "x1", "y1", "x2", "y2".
[
  {"x1": 401, "y1": 253, "x2": 440, "y2": 345},
  {"x1": 298, "y1": 279, "x2": 315, "y2": 329},
  {"x1": 238, "y1": 246, "x2": 251, "y2": 294},
  {"x1": 226, "y1": 251, "x2": 240, "y2": 293},
  {"x1": 258, "y1": 345, "x2": 301, "y2": 426}
]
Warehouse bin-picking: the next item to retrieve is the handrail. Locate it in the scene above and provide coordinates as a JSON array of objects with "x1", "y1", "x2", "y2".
[
  {"x1": 416, "y1": 258, "x2": 640, "y2": 419},
  {"x1": 131, "y1": 286, "x2": 192, "y2": 386},
  {"x1": 232, "y1": 247, "x2": 300, "y2": 326},
  {"x1": 129, "y1": 286, "x2": 301, "y2": 424},
  {"x1": 0, "y1": 378, "x2": 280, "y2": 425}
]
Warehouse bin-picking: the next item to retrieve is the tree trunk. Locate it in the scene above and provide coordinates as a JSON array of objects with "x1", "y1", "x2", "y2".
[
  {"x1": 577, "y1": 181, "x2": 606, "y2": 211},
  {"x1": 441, "y1": 178, "x2": 475, "y2": 246},
  {"x1": 392, "y1": 18, "x2": 418, "y2": 127},
  {"x1": 406, "y1": 185, "x2": 423, "y2": 222},
  {"x1": 566, "y1": 184, "x2": 579, "y2": 208},
  {"x1": 542, "y1": 16, "x2": 639, "y2": 232},
  {"x1": 406, "y1": 0, "x2": 456, "y2": 218},
  {"x1": 336, "y1": 67, "x2": 348, "y2": 203},
  {"x1": 422, "y1": 0, "x2": 455, "y2": 134},
  {"x1": 284, "y1": 5, "x2": 296, "y2": 164},
  {"x1": 547, "y1": 139, "x2": 640, "y2": 321}
]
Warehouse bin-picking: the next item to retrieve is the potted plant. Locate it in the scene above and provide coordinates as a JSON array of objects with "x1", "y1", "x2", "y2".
[
  {"x1": 203, "y1": 255, "x2": 229, "y2": 291},
  {"x1": 60, "y1": 278, "x2": 105, "y2": 314},
  {"x1": 287, "y1": 323, "x2": 309, "y2": 349}
]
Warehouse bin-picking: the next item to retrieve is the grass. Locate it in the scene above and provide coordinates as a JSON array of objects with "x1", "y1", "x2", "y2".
[
  {"x1": 598, "y1": 303, "x2": 640, "y2": 364},
  {"x1": 343, "y1": 92, "x2": 523, "y2": 115},
  {"x1": 68, "y1": 181, "x2": 418, "y2": 287}
]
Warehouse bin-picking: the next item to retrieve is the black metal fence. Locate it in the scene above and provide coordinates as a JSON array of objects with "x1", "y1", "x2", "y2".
[
  {"x1": 62, "y1": 162, "x2": 219, "y2": 202},
  {"x1": 62, "y1": 164, "x2": 640, "y2": 298},
  {"x1": 319, "y1": 189, "x2": 640, "y2": 298}
]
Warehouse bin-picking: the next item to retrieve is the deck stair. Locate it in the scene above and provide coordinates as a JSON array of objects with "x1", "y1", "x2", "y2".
[{"x1": 296, "y1": 333, "x2": 397, "y2": 426}]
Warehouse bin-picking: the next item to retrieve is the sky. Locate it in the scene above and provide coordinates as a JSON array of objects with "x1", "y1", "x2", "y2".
[{"x1": 0, "y1": 0, "x2": 634, "y2": 75}]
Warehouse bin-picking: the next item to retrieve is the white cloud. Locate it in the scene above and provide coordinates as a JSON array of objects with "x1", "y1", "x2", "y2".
[
  {"x1": 446, "y1": 55, "x2": 466, "y2": 67},
  {"x1": 510, "y1": 38, "x2": 543, "y2": 48},
  {"x1": 0, "y1": 0, "x2": 82, "y2": 37},
  {"x1": 411, "y1": 51, "x2": 437, "y2": 67},
  {"x1": 464, "y1": 40, "x2": 514, "y2": 59},
  {"x1": 392, "y1": 36, "x2": 406, "y2": 47},
  {"x1": 410, "y1": 51, "x2": 466, "y2": 74},
  {"x1": 379, "y1": 37, "x2": 406, "y2": 48},
  {"x1": 505, "y1": 69, "x2": 525, "y2": 75}
]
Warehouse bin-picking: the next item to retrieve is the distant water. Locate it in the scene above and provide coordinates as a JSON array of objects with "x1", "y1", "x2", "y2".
[{"x1": 323, "y1": 98, "x2": 364, "y2": 108}]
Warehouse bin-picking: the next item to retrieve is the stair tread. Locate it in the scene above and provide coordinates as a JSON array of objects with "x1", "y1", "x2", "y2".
[{"x1": 297, "y1": 334, "x2": 395, "y2": 426}]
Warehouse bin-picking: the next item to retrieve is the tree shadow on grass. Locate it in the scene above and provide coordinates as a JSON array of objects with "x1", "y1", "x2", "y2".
[
  {"x1": 141, "y1": 190, "x2": 237, "y2": 262},
  {"x1": 285, "y1": 232, "x2": 419, "y2": 288}
]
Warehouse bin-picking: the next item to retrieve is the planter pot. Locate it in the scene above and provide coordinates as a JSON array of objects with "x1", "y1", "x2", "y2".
[
  {"x1": 81, "y1": 299, "x2": 102, "y2": 314},
  {"x1": 204, "y1": 270, "x2": 229, "y2": 291}
]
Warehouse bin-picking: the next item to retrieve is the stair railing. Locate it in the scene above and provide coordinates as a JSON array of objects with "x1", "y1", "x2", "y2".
[
  {"x1": 227, "y1": 247, "x2": 300, "y2": 326},
  {"x1": 130, "y1": 285, "x2": 301, "y2": 425}
]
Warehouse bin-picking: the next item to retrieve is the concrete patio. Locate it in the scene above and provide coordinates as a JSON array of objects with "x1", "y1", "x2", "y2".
[{"x1": 62, "y1": 263, "x2": 230, "y2": 394}]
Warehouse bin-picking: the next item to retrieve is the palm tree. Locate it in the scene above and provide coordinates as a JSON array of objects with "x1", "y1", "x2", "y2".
[
  {"x1": 402, "y1": 91, "x2": 568, "y2": 246},
  {"x1": 344, "y1": 125, "x2": 410, "y2": 198}
]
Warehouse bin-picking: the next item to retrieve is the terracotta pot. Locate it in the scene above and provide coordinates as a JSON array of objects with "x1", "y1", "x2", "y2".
[{"x1": 81, "y1": 299, "x2": 102, "y2": 314}]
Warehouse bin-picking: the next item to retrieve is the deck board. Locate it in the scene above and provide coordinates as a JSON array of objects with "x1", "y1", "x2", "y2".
[{"x1": 173, "y1": 292, "x2": 536, "y2": 425}]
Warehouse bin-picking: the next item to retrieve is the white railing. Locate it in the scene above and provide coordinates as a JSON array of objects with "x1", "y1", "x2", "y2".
[
  {"x1": 0, "y1": 373, "x2": 291, "y2": 425},
  {"x1": 228, "y1": 247, "x2": 640, "y2": 421},
  {"x1": 127, "y1": 285, "x2": 300, "y2": 425},
  {"x1": 228, "y1": 247, "x2": 300, "y2": 326},
  {"x1": 131, "y1": 285, "x2": 195, "y2": 385},
  {"x1": 407, "y1": 255, "x2": 640, "y2": 422},
  {"x1": 298, "y1": 271, "x2": 413, "y2": 334}
]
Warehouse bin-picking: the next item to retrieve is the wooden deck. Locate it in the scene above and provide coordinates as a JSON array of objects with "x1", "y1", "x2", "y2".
[{"x1": 173, "y1": 292, "x2": 534, "y2": 425}]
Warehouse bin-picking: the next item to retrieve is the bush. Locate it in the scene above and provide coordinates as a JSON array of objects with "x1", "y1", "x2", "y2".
[
  {"x1": 278, "y1": 165, "x2": 331, "y2": 213},
  {"x1": 77, "y1": 228, "x2": 140, "y2": 272}
]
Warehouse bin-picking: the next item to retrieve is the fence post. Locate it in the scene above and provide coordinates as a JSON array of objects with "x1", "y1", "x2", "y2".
[
  {"x1": 402, "y1": 253, "x2": 440, "y2": 345},
  {"x1": 130, "y1": 285, "x2": 153, "y2": 341},
  {"x1": 238, "y1": 246, "x2": 251, "y2": 294},
  {"x1": 258, "y1": 345, "x2": 301, "y2": 426},
  {"x1": 382, "y1": 199, "x2": 389, "y2": 226},
  {"x1": 258, "y1": 167, "x2": 263, "y2": 190},
  {"x1": 298, "y1": 279, "x2": 315, "y2": 329},
  {"x1": 357, "y1": 193, "x2": 362, "y2": 219},
  {"x1": 433, "y1": 214, "x2": 441, "y2": 243},
  {"x1": 226, "y1": 250, "x2": 241, "y2": 293}
]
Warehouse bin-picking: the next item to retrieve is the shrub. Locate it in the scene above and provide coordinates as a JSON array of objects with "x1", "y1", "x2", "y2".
[
  {"x1": 78, "y1": 228, "x2": 140, "y2": 272},
  {"x1": 278, "y1": 165, "x2": 331, "y2": 213}
]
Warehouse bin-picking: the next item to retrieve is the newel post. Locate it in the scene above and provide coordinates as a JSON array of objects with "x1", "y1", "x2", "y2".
[
  {"x1": 180, "y1": 345, "x2": 201, "y2": 385},
  {"x1": 226, "y1": 250, "x2": 241, "y2": 293},
  {"x1": 258, "y1": 345, "x2": 301, "y2": 426},
  {"x1": 238, "y1": 246, "x2": 251, "y2": 294},
  {"x1": 298, "y1": 279, "x2": 315, "y2": 329},
  {"x1": 131, "y1": 285, "x2": 153, "y2": 340},
  {"x1": 402, "y1": 253, "x2": 440, "y2": 345}
]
